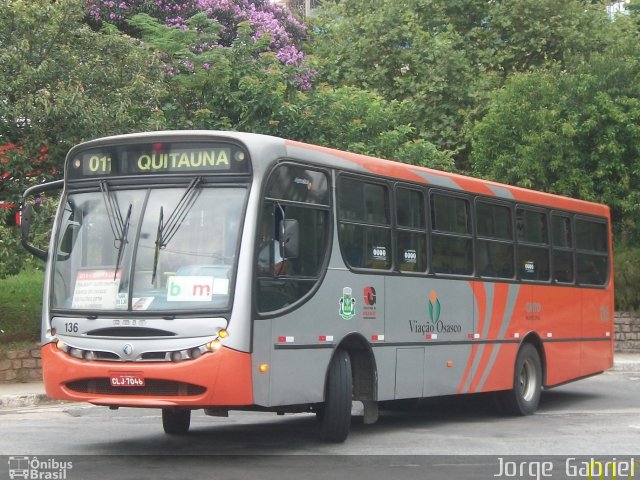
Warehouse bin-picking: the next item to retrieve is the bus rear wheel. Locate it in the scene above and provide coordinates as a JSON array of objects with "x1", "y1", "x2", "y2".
[
  {"x1": 320, "y1": 349, "x2": 353, "y2": 442},
  {"x1": 497, "y1": 343, "x2": 542, "y2": 416},
  {"x1": 162, "y1": 408, "x2": 191, "y2": 435}
]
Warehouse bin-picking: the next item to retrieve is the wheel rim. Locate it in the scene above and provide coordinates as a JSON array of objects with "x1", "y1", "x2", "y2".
[{"x1": 519, "y1": 358, "x2": 537, "y2": 402}]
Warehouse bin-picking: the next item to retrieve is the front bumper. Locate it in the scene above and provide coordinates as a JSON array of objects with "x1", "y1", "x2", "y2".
[{"x1": 41, "y1": 342, "x2": 253, "y2": 408}]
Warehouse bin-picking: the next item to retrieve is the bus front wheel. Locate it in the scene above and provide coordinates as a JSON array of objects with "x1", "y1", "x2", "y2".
[
  {"x1": 497, "y1": 343, "x2": 542, "y2": 416},
  {"x1": 320, "y1": 349, "x2": 353, "y2": 442},
  {"x1": 162, "y1": 408, "x2": 191, "y2": 435}
]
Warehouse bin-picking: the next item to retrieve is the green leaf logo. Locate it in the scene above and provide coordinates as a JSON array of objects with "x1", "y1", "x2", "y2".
[{"x1": 428, "y1": 290, "x2": 441, "y2": 325}]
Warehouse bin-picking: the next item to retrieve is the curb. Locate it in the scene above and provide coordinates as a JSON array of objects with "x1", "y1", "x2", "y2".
[
  {"x1": 612, "y1": 361, "x2": 640, "y2": 373},
  {"x1": 0, "y1": 393, "x2": 60, "y2": 410}
]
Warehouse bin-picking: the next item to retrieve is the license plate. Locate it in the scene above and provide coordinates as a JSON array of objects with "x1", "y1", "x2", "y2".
[{"x1": 109, "y1": 373, "x2": 145, "y2": 387}]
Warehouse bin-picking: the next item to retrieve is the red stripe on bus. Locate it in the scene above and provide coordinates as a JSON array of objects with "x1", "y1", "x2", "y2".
[
  {"x1": 458, "y1": 282, "x2": 486, "y2": 394},
  {"x1": 469, "y1": 283, "x2": 509, "y2": 393}
]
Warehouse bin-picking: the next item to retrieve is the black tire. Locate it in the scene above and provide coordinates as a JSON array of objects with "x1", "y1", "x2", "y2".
[
  {"x1": 320, "y1": 350, "x2": 353, "y2": 442},
  {"x1": 497, "y1": 343, "x2": 542, "y2": 416},
  {"x1": 162, "y1": 408, "x2": 191, "y2": 435},
  {"x1": 314, "y1": 405, "x2": 325, "y2": 424}
]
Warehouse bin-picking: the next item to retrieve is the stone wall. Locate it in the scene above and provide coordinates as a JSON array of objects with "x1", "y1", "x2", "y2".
[
  {"x1": 0, "y1": 345, "x2": 42, "y2": 383},
  {"x1": 0, "y1": 312, "x2": 638, "y2": 383},
  {"x1": 615, "y1": 312, "x2": 640, "y2": 352}
]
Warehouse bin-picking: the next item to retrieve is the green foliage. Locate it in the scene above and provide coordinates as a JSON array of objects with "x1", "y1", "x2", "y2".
[
  {"x1": 0, "y1": 269, "x2": 44, "y2": 345},
  {"x1": 0, "y1": 0, "x2": 160, "y2": 272},
  {"x1": 312, "y1": 0, "x2": 478, "y2": 160},
  {"x1": 471, "y1": 46, "x2": 640, "y2": 237},
  {"x1": 0, "y1": 0, "x2": 166, "y2": 203},
  {"x1": 463, "y1": 0, "x2": 611, "y2": 76},
  {"x1": 277, "y1": 86, "x2": 454, "y2": 170},
  {"x1": 614, "y1": 246, "x2": 640, "y2": 312},
  {"x1": 312, "y1": 0, "x2": 616, "y2": 170},
  {"x1": 129, "y1": 14, "x2": 452, "y2": 169},
  {"x1": 0, "y1": 193, "x2": 58, "y2": 279},
  {"x1": 128, "y1": 13, "x2": 299, "y2": 131}
]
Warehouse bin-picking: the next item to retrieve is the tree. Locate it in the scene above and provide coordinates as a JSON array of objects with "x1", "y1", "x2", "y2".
[
  {"x1": 312, "y1": 0, "x2": 477, "y2": 161},
  {"x1": 0, "y1": 0, "x2": 166, "y2": 277},
  {"x1": 277, "y1": 85, "x2": 454, "y2": 171},
  {"x1": 0, "y1": 0, "x2": 166, "y2": 203},
  {"x1": 462, "y1": 0, "x2": 611, "y2": 76},
  {"x1": 472, "y1": 46, "x2": 640, "y2": 238},
  {"x1": 85, "y1": 0, "x2": 313, "y2": 88},
  {"x1": 126, "y1": 12, "x2": 304, "y2": 131},
  {"x1": 128, "y1": 13, "x2": 453, "y2": 170},
  {"x1": 311, "y1": 0, "x2": 615, "y2": 169}
]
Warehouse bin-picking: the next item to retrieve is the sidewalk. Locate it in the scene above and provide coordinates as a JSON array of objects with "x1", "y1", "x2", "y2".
[
  {"x1": 610, "y1": 352, "x2": 640, "y2": 372},
  {"x1": 1, "y1": 354, "x2": 639, "y2": 410}
]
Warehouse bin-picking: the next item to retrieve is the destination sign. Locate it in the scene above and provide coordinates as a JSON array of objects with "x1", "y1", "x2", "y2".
[{"x1": 67, "y1": 142, "x2": 250, "y2": 178}]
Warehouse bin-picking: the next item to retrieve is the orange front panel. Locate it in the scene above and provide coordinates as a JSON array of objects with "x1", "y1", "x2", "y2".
[{"x1": 41, "y1": 343, "x2": 253, "y2": 408}]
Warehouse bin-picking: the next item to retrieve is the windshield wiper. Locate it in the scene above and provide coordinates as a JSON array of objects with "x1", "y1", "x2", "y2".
[
  {"x1": 100, "y1": 181, "x2": 133, "y2": 280},
  {"x1": 151, "y1": 205, "x2": 164, "y2": 285},
  {"x1": 114, "y1": 204, "x2": 133, "y2": 280},
  {"x1": 100, "y1": 181, "x2": 124, "y2": 243},
  {"x1": 151, "y1": 177, "x2": 202, "y2": 284}
]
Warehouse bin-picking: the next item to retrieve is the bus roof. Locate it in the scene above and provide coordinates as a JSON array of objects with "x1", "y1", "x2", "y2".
[
  {"x1": 68, "y1": 131, "x2": 609, "y2": 218},
  {"x1": 284, "y1": 140, "x2": 609, "y2": 219}
]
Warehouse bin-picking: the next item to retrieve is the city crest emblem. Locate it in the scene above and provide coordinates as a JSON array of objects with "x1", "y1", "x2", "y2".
[{"x1": 339, "y1": 287, "x2": 356, "y2": 320}]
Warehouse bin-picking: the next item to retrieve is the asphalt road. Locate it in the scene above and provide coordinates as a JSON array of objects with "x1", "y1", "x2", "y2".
[{"x1": 1, "y1": 370, "x2": 639, "y2": 479}]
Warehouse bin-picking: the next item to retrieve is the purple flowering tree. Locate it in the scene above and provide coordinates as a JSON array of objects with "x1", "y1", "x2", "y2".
[
  {"x1": 82, "y1": 0, "x2": 446, "y2": 175},
  {"x1": 85, "y1": 0, "x2": 312, "y2": 88}
]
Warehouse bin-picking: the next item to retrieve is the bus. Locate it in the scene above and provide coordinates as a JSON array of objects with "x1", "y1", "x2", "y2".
[{"x1": 20, "y1": 131, "x2": 614, "y2": 442}]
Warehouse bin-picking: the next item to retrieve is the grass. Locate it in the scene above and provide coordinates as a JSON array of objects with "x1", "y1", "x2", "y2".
[{"x1": 0, "y1": 269, "x2": 44, "y2": 347}]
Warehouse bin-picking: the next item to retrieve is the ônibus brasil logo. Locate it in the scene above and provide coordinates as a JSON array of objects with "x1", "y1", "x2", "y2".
[{"x1": 428, "y1": 290, "x2": 441, "y2": 324}]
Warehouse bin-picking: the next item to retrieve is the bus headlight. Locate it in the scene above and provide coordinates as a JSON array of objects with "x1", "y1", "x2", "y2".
[
  {"x1": 83, "y1": 351, "x2": 97, "y2": 361},
  {"x1": 68, "y1": 348, "x2": 84, "y2": 360}
]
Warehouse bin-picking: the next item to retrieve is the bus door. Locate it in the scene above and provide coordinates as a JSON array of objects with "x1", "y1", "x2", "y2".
[{"x1": 253, "y1": 163, "x2": 334, "y2": 406}]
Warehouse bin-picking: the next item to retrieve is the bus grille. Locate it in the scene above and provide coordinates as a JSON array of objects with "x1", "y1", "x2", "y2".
[{"x1": 66, "y1": 379, "x2": 206, "y2": 396}]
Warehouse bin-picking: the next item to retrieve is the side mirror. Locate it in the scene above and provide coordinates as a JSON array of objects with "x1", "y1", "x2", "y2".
[
  {"x1": 20, "y1": 179, "x2": 64, "y2": 261},
  {"x1": 280, "y1": 219, "x2": 299, "y2": 260},
  {"x1": 20, "y1": 202, "x2": 47, "y2": 260}
]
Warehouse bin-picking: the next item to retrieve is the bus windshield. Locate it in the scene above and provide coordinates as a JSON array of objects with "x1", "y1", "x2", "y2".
[{"x1": 51, "y1": 184, "x2": 247, "y2": 313}]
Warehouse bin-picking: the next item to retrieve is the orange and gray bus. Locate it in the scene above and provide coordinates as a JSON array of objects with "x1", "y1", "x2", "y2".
[{"x1": 21, "y1": 131, "x2": 614, "y2": 442}]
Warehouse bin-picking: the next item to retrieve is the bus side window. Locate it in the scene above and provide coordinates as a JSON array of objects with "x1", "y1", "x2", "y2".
[
  {"x1": 430, "y1": 193, "x2": 473, "y2": 276},
  {"x1": 516, "y1": 208, "x2": 550, "y2": 281},
  {"x1": 396, "y1": 187, "x2": 427, "y2": 273},
  {"x1": 257, "y1": 203, "x2": 284, "y2": 276},
  {"x1": 475, "y1": 201, "x2": 514, "y2": 279},
  {"x1": 575, "y1": 219, "x2": 608, "y2": 286},
  {"x1": 338, "y1": 177, "x2": 391, "y2": 270},
  {"x1": 256, "y1": 164, "x2": 331, "y2": 313},
  {"x1": 551, "y1": 214, "x2": 574, "y2": 283}
]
